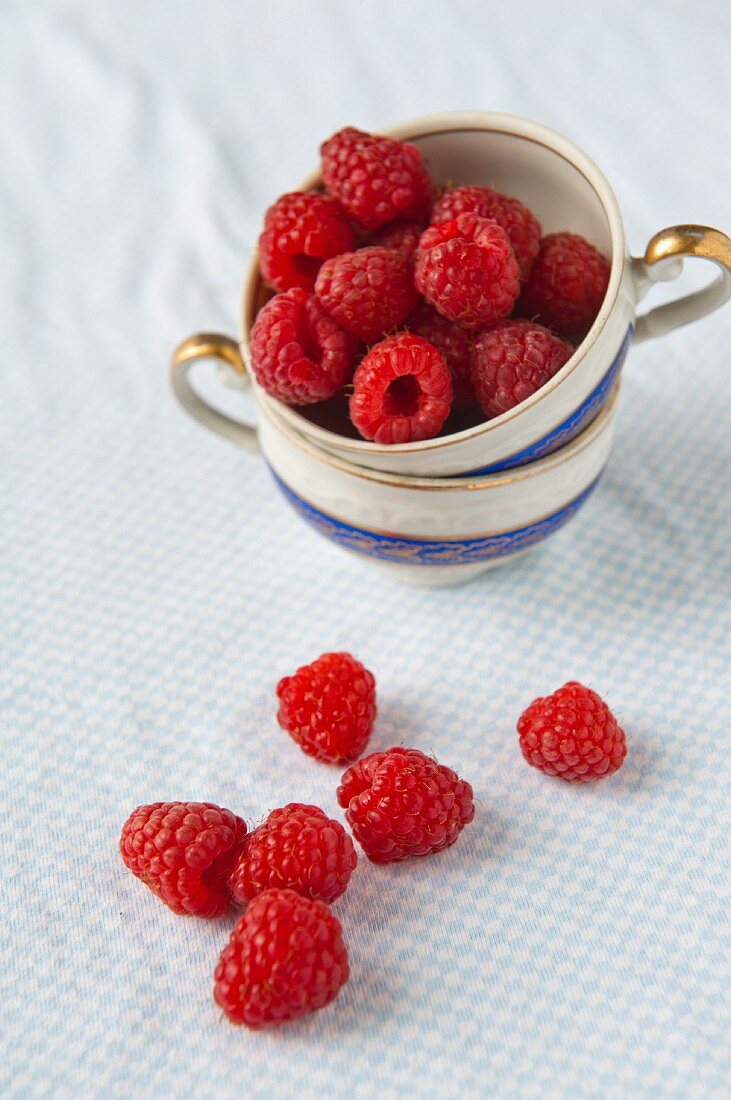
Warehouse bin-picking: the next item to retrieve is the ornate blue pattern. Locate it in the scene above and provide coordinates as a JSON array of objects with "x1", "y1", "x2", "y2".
[
  {"x1": 465, "y1": 325, "x2": 633, "y2": 476},
  {"x1": 272, "y1": 472, "x2": 604, "y2": 566}
]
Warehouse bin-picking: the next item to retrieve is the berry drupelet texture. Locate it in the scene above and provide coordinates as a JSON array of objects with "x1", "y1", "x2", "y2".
[
  {"x1": 119, "y1": 801, "x2": 248, "y2": 917},
  {"x1": 470, "y1": 319, "x2": 574, "y2": 418},
  {"x1": 229, "y1": 803, "x2": 357, "y2": 905},
  {"x1": 338, "y1": 747, "x2": 475, "y2": 864},
  {"x1": 314, "y1": 246, "x2": 418, "y2": 345},
  {"x1": 320, "y1": 126, "x2": 432, "y2": 231},
  {"x1": 248, "y1": 287, "x2": 355, "y2": 404},
  {"x1": 519, "y1": 232, "x2": 610, "y2": 339},
  {"x1": 214, "y1": 888, "x2": 350, "y2": 1028},
  {"x1": 407, "y1": 301, "x2": 476, "y2": 406},
  {"x1": 349, "y1": 332, "x2": 453, "y2": 444},
  {"x1": 259, "y1": 191, "x2": 356, "y2": 293},
  {"x1": 415, "y1": 214, "x2": 521, "y2": 328},
  {"x1": 517, "y1": 681, "x2": 627, "y2": 782},
  {"x1": 276, "y1": 651, "x2": 377, "y2": 764},
  {"x1": 431, "y1": 185, "x2": 541, "y2": 282},
  {"x1": 368, "y1": 220, "x2": 425, "y2": 261}
]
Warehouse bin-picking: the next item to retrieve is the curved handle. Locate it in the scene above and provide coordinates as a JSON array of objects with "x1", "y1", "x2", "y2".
[
  {"x1": 170, "y1": 333, "x2": 260, "y2": 452},
  {"x1": 632, "y1": 225, "x2": 731, "y2": 343}
]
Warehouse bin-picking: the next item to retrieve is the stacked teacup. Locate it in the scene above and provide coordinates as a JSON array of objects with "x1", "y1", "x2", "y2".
[{"x1": 172, "y1": 112, "x2": 731, "y2": 586}]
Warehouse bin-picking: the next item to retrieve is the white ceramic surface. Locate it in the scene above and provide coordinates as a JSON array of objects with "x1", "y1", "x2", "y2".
[{"x1": 252, "y1": 384, "x2": 618, "y2": 586}]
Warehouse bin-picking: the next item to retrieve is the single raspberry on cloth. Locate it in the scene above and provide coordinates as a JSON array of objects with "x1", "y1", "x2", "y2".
[
  {"x1": 349, "y1": 332, "x2": 453, "y2": 444},
  {"x1": 259, "y1": 191, "x2": 356, "y2": 293},
  {"x1": 470, "y1": 319, "x2": 573, "y2": 418},
  {"x1": 119, "y1": 801, "x2": 247, "y2": 917},
  {"x1": 517, "y1": 681, "x2": 627, "y2": 782},
  {"x1": 315, "y1": 246, "x2": 418, "y2": 344},
  {"x1": 276, "y1": 651, "x2": 377, "y2": 764},
  {"x1": 368, "y1": 220, "x2": 425, "y2": 261},
  {"x1": 415, "y1": 214, "x2": 520, "y2": 328},
  {"x1": 320, "y1": 126, "x2": 432, "y2": 231},
  {"x1": 337, "y1": 747, "x2": 475, "y2": 864},
  {"x1": 249, "y1": 288, "x2": 355, "y2": 404},
  {"x1": 229, "y1": 803, "x2": 357, "y2": 905},
  {"x1": 431, "y1": 185, "x2": 541, "y2": 282},
  {"x1": 214, "y1": 888, "x2": 350, "y2": 1028},
  {"x1": 407, "y1": 301, "x2": 475, "y2": 406},
  {"x1": 519, "y1": 232, "x2": 610, "y2": 339}
]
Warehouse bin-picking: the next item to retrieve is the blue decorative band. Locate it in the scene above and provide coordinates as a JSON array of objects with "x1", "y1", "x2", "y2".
[
  {"x1": 272, "y1": 471, "x2": 604, "y2": 566},
  {"x1": 464, "y1": 325, "x2": 633, "y2": 476}
]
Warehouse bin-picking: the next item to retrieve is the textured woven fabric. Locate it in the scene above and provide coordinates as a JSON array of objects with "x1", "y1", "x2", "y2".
[{"x1": 2, "y1": 2, "x2": 730, "y2": 1097}]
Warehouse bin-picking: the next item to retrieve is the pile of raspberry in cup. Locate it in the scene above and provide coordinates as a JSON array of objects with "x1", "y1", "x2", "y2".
[
  {"x1": 249, "y1": 126, "x2": 610, "y2": 445},
  {"x1": 120, "y1": 653, "x2": 627, "y2": 1031}
]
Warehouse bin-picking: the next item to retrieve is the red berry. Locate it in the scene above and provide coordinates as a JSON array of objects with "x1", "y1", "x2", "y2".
[
  {"x1": 415, "y1": 214, "x2": 520, "y2": 328},
  {"x1": 320, "y1": 126, "x2": 432, "y2": 231},
  {"x1": 407, "y1": 301, "x2": 475, "y2": 406},
  {"x1": 368, "y1": 220, "x2": 424, "y2": 261},
  {"x1": 119, "y1": 801, "x2": 247, "y2": 918},
  {"x1": 229, "y1": 803, "x2": 357, "y2": 905},
  {"x1": 259, "y1": 191, "x2": 356, "y2": 293},
  {"x1": 214, "y1": 888, "x2": 349, "y2": 1028},
  {"x1": 276, "y1": 651, "x2": 377, "y2": 764},
  {"x1": 517, "y1": 681, "x2": 627, "y2": 782},
  {"x1": 431, "y1": 185, "x2": 541, "y2": 282},
  {"x1": 249, "y1": 288, "x2": 355, "y2": 404},
  {"x1": 519, "y1": 232, "x2": 610, "y2": 339},
  {"x1": 337, "y1": 747, "x2": 475, "y2": 864},
  {"x1": 350, "y1": 332, "x2": 453, "y2": 444},
  {"x1": 470, "y1": 319, "x2": 574, "y2": 418},
  {"x1": 315, "y1": 247, "x2": 418, "y2": 345}
]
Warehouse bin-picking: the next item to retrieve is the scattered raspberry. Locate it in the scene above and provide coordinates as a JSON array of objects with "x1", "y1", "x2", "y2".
[
  {"x1": 519, "y1": 232, "x2": 610, "y2": 339},
  {"x1": 315, "y1": 247, "x2": 418, "y2": 345},
  {"x1": 249, "y1": 288, "x2": 355, "y2": 404},
  {"x1": 119, "y1": 801, "x2": 247, "y2": 917},
  {"x1": 517, "y1": 682, "x2": 627, "y2": 782},
  {"x1": 276, "y1": 651, "x2": 377, "y2": 764},
  {"x1": 214, "y1": 888, "x2": 349, "y2": 1028},
  {"x1": 470, "y1": 319, "x2": 573, "y2": 418},
  {"x1": 407, "y1": 301, "x2": 475, "y2": 406},
  {"x1": 321, "y1": 126, "x2": 432, "y2": 231},
  {"x1": 415, "y1": 214, "x2": 520, "y2": 328},
  {"x1": 337, "y1": 747, "x2": 475, "y2": 864},
  {"x1": 368, "y1": 221, "x2": 424, "y2": 261},
  {"x1": 259, "y1": 191, "x2": 356, "y2": 293},
  {"x1": 431, "y1": 185, "x2": 541, "y2": 282},
  {"x1": 350, "y1": 332, "x2": 453, "y2": 444},
  {"x1": 229, "y1": 803, "x2": 357, "y2": 905}
]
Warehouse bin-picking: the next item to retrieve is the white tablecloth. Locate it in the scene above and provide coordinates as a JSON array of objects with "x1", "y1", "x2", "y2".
[{"x1": 2, "y1": 2, "x2": 730, "y2": 1097}]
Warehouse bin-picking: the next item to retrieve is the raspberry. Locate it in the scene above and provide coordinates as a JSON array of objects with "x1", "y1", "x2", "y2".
[
  {"x1": 349, "y1": 333, "x2": 453, "y2": 444},
  {"x1": 407, "y1": 301, "x2": 475, "y2": 406},
  {"x1": 415, "y1": 214, "x2": 520, "y2": 328},
  {"x1": 276, "y1": 651, "x2": 377, "y2": 764},
  {"x1": 517, "y1": 682, "x2": 627, "y2": 782},
  {"x1": 519, "y1": 232, "x2": 610, "y2": 339},
  {"x1": 229, "y1": 803, "x2": 357, "y2": 905},
  {"x1": 214, "y1": 888, "x2": 349, "y2": 1028},
  {"x1": 249, "y1": 288, "x2": 355, "y2": 404},
  {"x1": 368, "y1": 220, "x2": 424, "y2": 261},
  {"x1": 337, "y1": 747, "x2": 475, "y2": 864},
  {"x1": 431, "y1": 185, "x2": 541, "y2": 282},
  {"x1": 258, "y1": 191, "x2": 356, "y2": 293},
  {"x1": 119, "y1": 801, "x2": 247, "y2": 917},
  {"x1": 315, "y1": 247, "x2": 418, "y2": 345},
  {"x1": 470, "y1": 319, "x2": 573, "y2": 418},
  {"x1": 320, "y1": 126, "x2": 432, "y2": 231}
]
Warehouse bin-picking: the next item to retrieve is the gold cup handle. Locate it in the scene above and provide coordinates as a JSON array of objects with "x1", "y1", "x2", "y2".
[
  {"x1": 633, "y1": 224, "x2": 731, "y2": 343},
  {"x1": 170, "y1": 333, "x2": 259, "y2": 452}
]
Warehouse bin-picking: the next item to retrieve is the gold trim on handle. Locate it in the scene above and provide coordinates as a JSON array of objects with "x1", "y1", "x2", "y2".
[
  {"x1": 169, "y1": 331, "x2": 259, "y2": 452},
  {"x1": 171, "y1": 332, "x2": 247, "y2": 376},
  {"x1": 644, "y1": 225, "x2": 731, "y2": 269}
]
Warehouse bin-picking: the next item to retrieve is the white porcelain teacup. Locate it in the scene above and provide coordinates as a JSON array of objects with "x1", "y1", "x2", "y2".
[
  {"x1": 206, "y1": 378, "x2": 620, "y2": 587},
  {"x1": 171, "y1": 111, "x2": 731, "y2": 477}
]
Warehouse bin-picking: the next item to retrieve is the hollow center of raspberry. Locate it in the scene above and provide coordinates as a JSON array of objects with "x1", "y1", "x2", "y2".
[
  {"x1": 297, "y1": 323, "x2": 324, "y2": 366},
  {"x1": 290, "y1": 254, "x2": 323, "y2": 284},
  {"x1": 382, "y1": 374, "x2": 420, "y2": 417}
]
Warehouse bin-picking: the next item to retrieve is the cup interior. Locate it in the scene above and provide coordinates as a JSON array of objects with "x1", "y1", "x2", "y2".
[{"x1": 241, "y1": 112, "x2": 623, "y2": 451}]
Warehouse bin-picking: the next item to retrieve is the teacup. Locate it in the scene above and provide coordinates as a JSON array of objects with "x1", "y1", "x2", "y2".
[
  {"x1": 171, "y1": 110, "x2": 731, "y2": 477},
  {"x1": 196, "y1": 378, "x2": 620, "y2": 587}
]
